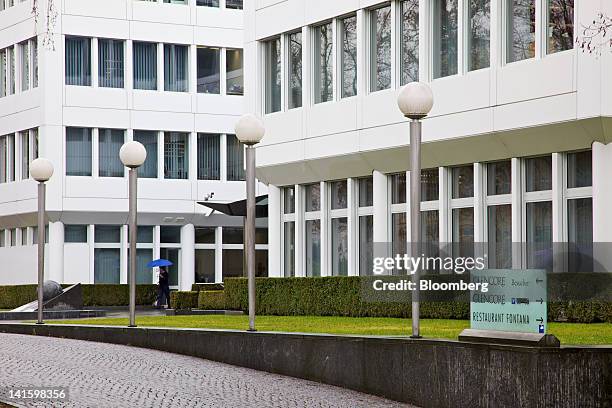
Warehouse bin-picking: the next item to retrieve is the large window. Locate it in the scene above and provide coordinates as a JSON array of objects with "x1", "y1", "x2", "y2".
[
  {"x1": 288, "y1": 32, "x2": 302, "y2": 109},
  {"x1": 486, "y1": 161, "x2": 512, "y2": 268},
  {"x1": 133, "y1": 130, "x2": 158, "y2": 178},
  {"x1": 226, "y1": 48, "x2": 243, "y2": 95},
  {"x1": 304, "y1": 183, "x2": 321, "y2": 277},
  {"x1": 421, "y1": 169, "x2": 440, "y2": 273},
  {"x1": 197, "y1": 47, "x2": 220, "y2": 94},
  {"x1": 468, "y1": 0, "x2": 490, "y2": 71},
  {"x1": 226, "y1": 134, "x2": 244, "y2": 181},
  {"x1": 358, "y1": 177, "x2": 374, "y2": 276},
  {"x1": 314, "y1": 22, "x2": 333, "y2": 104},
  {"x1": 66, "y1": 128, "x2": 92, "y2": 176},
  {"x1": 98, "y1": 39, "x2": 124, "y2": 88},
  {"x1": 282, "y1": 186, "x2": 296, "y2": 277},
  {"x1": 507, "y1": 0, "x2": 536, "y2": 63},
  {"x1": 401, "y1": 0, "x2": 419, "y2": 84},
  {"x1": 566, "y1": 151, "x2": 592, "y2": 271},
  {"x1": 330, "y1": 181, "x2": 348, "y2": 276},
  {"x1": 197, "y1": 133, "x2": 220, "y2": 180},
  {"x1": 433, "y1": 0, "x2": 458, "y2": 79},
  {"x1": 94, "y1": 225, "x2": 121, "y2": 284},
  {"x1": 164, "y1": 44, "x2": 188, "y2": 92},
  {"x1": 164, "y1": 132, "x2": 189, "y2": 179},
  {"x1": 341, "y1": 15, "x2": 357, "y2": 98},
  {"x1": 133, "y1": 42, "x2": 157, "y2": 90},
  {"x1": 98, "y1": 129, "x2": 124, "y2": 177},
  {"x1": 547, "y1": 0, "x2": 574, "y2": 54},
  {"x1": 65, "y1": 37, "x2": 91, "y2": 86},
  {"x1": 370, "y1": 5, "x2": 392, "y2": 92},
  {"x1": 451, "y1": 165, "x2": 474, "y2": 258},
  {"x1": 19, "y1": 41, "x2": 28, "y2": 92},
  {"x1": 264, "y1": 38, "x2": 281, "y2": 113},
  {"x1": 524, "y1": 156, "x2": 552, "y2": 270}
]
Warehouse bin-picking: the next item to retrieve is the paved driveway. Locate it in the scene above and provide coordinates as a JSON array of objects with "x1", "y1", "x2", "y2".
[{"x1": 0, "y1": 333, "x2": 413, "y2": 408}]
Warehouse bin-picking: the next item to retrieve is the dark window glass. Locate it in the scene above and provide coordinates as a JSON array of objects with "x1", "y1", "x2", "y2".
[
  {"x1": 195, "y1": 227, "x2": 216, "y2": 244},
  {"x1": 487, "y1": 160, "x2": 511, "y2": 195},
  {"x1": 358, "y1": 177, "x2": 374, "y2": 207},
  {"x1": 525, "y1": 156, "x2": 552, "y2": 192},
  {"x1": 421, "y1": 169, "x2": 439, "y2": 201},
  {"x1": 304, "y1": 183, "x2": 321, "y2": 212},
  {"x1": 223, "y1": 227, "x2": 243, "y2": 244},
  {"x1": 197, "y1": 47, "x2": 220, "y2": 94},
  {"x1": 452, "y1": 165, "x2": 474, "y2": 198},
  {"x1": 391, "y1": 173, "x2": 406, "y2": 204},
  {"x1": 65, "y1": 225, "x2": 88, "y2": 243},
  {"x1": 95, "y1": 225, "x2": 121, "y2": 243},
  {"x1": 160, "y1": 226, "x2": 181, "y2": 244},
  {"x1": 567, "y1": 151, "x2": 592, "y2": 188}
]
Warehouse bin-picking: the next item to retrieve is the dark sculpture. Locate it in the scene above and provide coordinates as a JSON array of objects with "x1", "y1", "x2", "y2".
[{"x1": 43, "y1": 280, "x2": 63, "y2": 301}]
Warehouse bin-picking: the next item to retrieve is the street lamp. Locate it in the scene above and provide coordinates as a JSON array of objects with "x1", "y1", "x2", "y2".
[
  {"x1": 120, "y1": 140, "x2": 147, "y2": 328},
  {"x1": 397, "y1": 82, "x2": 434, "y2": 339},
  {"x1": 235, "y1": 114, "x2": 265, "y2": 332},
  {"x1": 30, "y1": 158, "x2": 54, "y2": 325}
]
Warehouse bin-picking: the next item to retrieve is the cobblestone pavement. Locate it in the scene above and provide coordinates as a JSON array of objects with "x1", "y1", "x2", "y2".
[{"x1": 0, "y1": 333, "x2": 414, "y2": 408}]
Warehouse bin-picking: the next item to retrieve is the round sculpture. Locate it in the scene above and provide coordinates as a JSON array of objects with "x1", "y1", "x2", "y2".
[{"x1": 43, "y1": 280, "x2": 63, "y2": 301}]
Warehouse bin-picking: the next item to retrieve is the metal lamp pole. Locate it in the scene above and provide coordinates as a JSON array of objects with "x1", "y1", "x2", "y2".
[
  {"x1": 397, "y1": 82, "x2": 434, "y2": 339},
  {"x1": 119, "y1": 141, "x2": 147, "y2": 328},
  {"x1": 30, "y1": 158, "x2": 54, "y2": 325}
]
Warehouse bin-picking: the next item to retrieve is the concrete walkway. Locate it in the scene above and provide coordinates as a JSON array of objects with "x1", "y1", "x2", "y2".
[{"x1": 0, "y1": 333, "x2": 414, "y2": 408}]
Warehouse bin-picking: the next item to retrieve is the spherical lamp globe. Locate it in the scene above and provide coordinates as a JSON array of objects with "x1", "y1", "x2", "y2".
[
  {"x1": 120, "y1": 141, "x2": 147, "y2": 169},
  {"x1": 29, "y1": 158, "x2": 54, "y2": 182},
  {"x1": 235, "y1": 114, "x2": 265, "y2": 146},
  {"x1": 397, "y1": 82, "x2": 434, "y2": 120}
]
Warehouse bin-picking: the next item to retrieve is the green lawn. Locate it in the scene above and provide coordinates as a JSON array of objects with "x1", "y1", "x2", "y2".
[{"x1": 47, "y1": 315, "x2": 612, "y2": 345}]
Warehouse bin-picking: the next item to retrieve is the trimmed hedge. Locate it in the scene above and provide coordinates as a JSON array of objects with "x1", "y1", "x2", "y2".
[
  {"x1": 0, "y1": 284, "x2": 158, "y2": 309},
  {"x1": 170, "y1": 291, "x2": 199, "y2": 310},
  {"x1": 191, "y1": 283, "x2": 224, "y2": 292},
  {"x1": 198, "y1": 290, "x2": 226, "y2": 310},
  {"x1": 225, "y1": 275, "x2": 612, "y2": 323}
]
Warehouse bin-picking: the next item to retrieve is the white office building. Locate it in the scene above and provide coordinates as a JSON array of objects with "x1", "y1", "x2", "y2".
[
  {"x1": 0, "y1": 0, "x2": 269, "y2": 289},
  {"x1": 244, "y1": 0, "x2": 612, "y2": 277}
]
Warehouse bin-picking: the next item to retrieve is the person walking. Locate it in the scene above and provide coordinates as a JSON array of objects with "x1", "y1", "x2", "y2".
[{"x1": 156, "y1": 266, "x2": 171, "y2": 309}]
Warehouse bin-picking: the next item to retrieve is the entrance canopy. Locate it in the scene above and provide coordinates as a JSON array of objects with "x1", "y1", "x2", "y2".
[{"x1": 198, "y1": 195, "x2": 268, "y2": 218}]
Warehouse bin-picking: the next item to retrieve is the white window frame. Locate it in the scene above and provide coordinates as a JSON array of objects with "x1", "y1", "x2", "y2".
[
  {"x1": 367, "y1": 2, "x2": 395, "y2": 93},
  {"x1": 483, "y1": 160, "x2": 513, "y2": 267}
]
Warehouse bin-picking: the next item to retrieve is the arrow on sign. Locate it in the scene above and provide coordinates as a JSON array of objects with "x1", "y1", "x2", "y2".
[
  {"x1": 536, "y1": 278, "x2": 544, "y2": 284},
  {"x1": 536, "y1": 317, "x2": 544, "y2": 324},
  {"x1": 537, "y1": 298, "x2": 544, "y2": 304}
]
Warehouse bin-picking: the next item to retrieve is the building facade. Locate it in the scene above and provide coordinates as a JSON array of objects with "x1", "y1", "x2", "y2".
[
  {"x1": 244, "y1": 0, "x2": 612, "y2": 277},
  {"x1": 0, "y1": 0, "x2": 269, "y2": 289}
]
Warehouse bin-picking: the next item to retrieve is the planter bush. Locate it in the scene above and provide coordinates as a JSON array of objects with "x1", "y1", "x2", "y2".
[
  {"x1": 198, "y1": 291, "x2": 226, "y2": 310},
  {"x1": 191, "y1": 283, "x2": 224, "y2": 292},
  {"x1": 170, "y1": 291, "x2": 199, "y2": 310}
]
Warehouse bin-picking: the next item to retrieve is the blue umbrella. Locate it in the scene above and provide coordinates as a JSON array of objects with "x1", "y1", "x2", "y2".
[{"x1": 147, "y1": 259, "x2": 173, "y2": 268}]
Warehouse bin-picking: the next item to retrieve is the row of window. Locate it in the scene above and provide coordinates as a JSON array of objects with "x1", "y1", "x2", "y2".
[
  {"x1": 281, "y1": 150, "x2": 592, "y2": 277},
  {"x1": 65, "y1": 37, "x2": 243, "y2": 95},
  {"x1": 0, "y1": 0, "x2": 26, "y2": 12},
  {"x1": 0, "y1": 226, "x2": 48, "y2": 247},
  {"x1": 139, "y1": 0, "x2": 243, "y2": 9},
  {"x1": 0, "y1": 129, "x2": 39, "y2": 184},
  {"x1": 65, "y1": 128, "x2": 245, "y2": 181},
  {"x1": 263, "y1": 0, "x2": 574, "y2": 113},
  {"x1": 0, "y1": 38, "x2": 38, "y2": 98}
]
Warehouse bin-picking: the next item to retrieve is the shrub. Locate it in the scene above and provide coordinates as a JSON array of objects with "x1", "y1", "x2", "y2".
[
  {"x1": 198, "y1": 291, "x2": 226, "y2": 310},
  {"x1": 191, "y1": 283, "x2": 224, "y2": 292},
  {"x1": 170, "y1": 291, "x2": 199, "y2": 310},
  {"x1": 0, "y1": 285, "x2": 38, "y2": 309}
]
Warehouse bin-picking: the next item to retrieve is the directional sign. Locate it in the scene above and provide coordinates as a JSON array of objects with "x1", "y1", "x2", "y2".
[{"x1": 470, "y1": 269, "x2": 547, "y2": 334}]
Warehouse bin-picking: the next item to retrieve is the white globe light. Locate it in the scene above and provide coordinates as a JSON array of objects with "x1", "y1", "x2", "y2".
[
  {"x1": 235, "y1": 114, "x2": 265, "y2": 146},
  {"x1": 29, "y1": 158, "x2": 54, "y2": 182},
  {"x1": 397, "y1": 82, "x2": 434, "y2": 119},
  {"x1": 120, "y1": 141, "x2": 147, "y2": 168}
]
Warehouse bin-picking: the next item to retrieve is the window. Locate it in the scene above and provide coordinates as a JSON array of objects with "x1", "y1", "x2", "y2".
[
  {"x1": 304, "y1": 183, "x2": 321, "y2": 277},
  {"x1": 195, "y1": 227, "x2": 216, "y2": 244},
  {"x1": 164, "y1": 132, "x2": 189, "y2": 179},
  {"x1": 330, "y1": 181, "x2": 348, "y2": 276},
  {"x1": 226, "y1": 48, "x2": 243, "y2": 95},
  {"x1": 197, "y1": 47, "x2": 220, "y2": 94},
  {"x1": 164, "y1": 44, "x2": 188, "y2": 92},
  {"x1": 524, "y1": 156, "x2": 552, "y2": 270},
  {"x1": 98, "y1": 129, "x2": 124, "y2": 177},
  {"x1": 566, "y1": 151, "x2": 592, "y2": 271},
  {"x1": 196, "y1": 0, "x2": 218, "y2": 6},
  {"x1": 358, "y1": 177, "x2": 374, "y2": 276},
  {"x1": 304, "y1": 183, "x2": 321, "y2": 212},
  {"x1": 452, "y1": 165, "x2": 474, "y2": 198},
  {"x1": 196, "y1": 250, "x2": 215, "y2": 283},
  {"x1": 197, "y1": 133, "x2": 220, "y2": 180},
  {"x1": 486, "y1": 161, "x2": 512, "y2": 268},
  {"x1": 223, "y1": 227, "x2": 243, "y2": 244},
  {"x1": 264, "y1": 38, "x2": 281, "y2": 113},
  {"x1": 330, "y1": 180, "x2": 348, "y2": 209},
  {"x1": 133, "y1": 130, "x2": 158, "y2": 178},
  {"x1": 401, "y1": 0, "x2": 419, "y2": 84},
  {"x1": 525, "y1": 155, "x2": 552, "y2": 192},
  {"x1": 370, "y1": 5, "x2": 392, "y2": 92},
  {"x1": 391, "y1": 173, "x2": 406, "y2": 204},
  {"x1": 282, "y1": 186, "x2": 295, "y2": 277},
  {"x1": 65, "y1": 37, "x2": 91, "y2": 86},
  {"x1": 451, "y1": 165, "x2": 474, "y2": 258},
  {"x1": 547, "y1": 0, "x2": 574, "y2": 54},
  {"x1": 507, "y1": 0, "x2": 536, "y2": 63},
  {"x1": 133, "y1": 42, "x2": 157, "y2": 90},
  {"x1": 19, "y1": 41, "x2": 29, "y2": 91},
  {"x1": 468, "y1": 0, "x2": 490, "y2": 71},
  {"x1": 314, "y1": 22, "x2": 333, "y2": 104},
  {"x1": 0, "y1": 48, "x2": 6, "y2": 97},
  {"x1": 433, "y1": 0, "x2": 458, "y2": 78},
  {"x1": 288, "y1": 32, "x2": 303, "y2": 109},
  {"x1": 65, "y1": 225, "x2": 88, "y2": 243},
  {"x1": 226, "y1": 134, "x2": 244, "y2": 181},
  {"x1": 341, "y1": 15, "x2": 357, "y2": 98},
  {"x1": 0, "y1": 134, "x2": 14, "y2": 183},
  {"x1": 31, "y1": 38, "x2": 38, "y2": 88},
  {"x1": 7, "y1": 46, "x2": 14, "y2": 94},
  {"x1": 421, "y1": 169, "x2": 440, "y2": 273},
  {"x1": 95, "y1": 225, "x2": 121, "y2": 243},
  {"x1": 20, "y1": 227, "x2": 27, "y2": 246},
  {"x1": 163, "y1": 0, "x2": 187, "y2": 4},
  {"x1": 20, "y1": 131, "x2": 29, "y2": 180},
  {"x1": 226, "y1": 0, "x2": 242, "y2": 9},
  {"x1": 98, "y1": 39, "x2": 124, "y2": 88},
  {"x1": 66, "y1": 128, "x2": 92, "y2": 176},
  {"x1": 160, "y1": 226, "x2": 181, "y2": 243},
  {"x1": 94, "y1": 249, "x2": 120, "y2": 283}
]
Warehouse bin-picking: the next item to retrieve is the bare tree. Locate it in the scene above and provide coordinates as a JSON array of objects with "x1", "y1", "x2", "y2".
[
  {"x1": 576, "y1": 13, "x2": 612, "y2": 55},
  {"x1": 32, "y1": 0, "x2": 58, "y2": 50}
]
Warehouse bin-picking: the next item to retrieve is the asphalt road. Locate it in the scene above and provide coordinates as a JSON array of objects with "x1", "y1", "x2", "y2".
[{"x1": 0, "y1": 333, "x2": 413, "y2": 408}]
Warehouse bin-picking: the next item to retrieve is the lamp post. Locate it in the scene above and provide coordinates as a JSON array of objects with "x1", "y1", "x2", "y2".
[
  {"x1": 235, "y1": 114, "x2": 265, "y2": 332},
  {"x1": 397, "y1": 82, "x2": 434, "y2": 339},
  {"x1": 119, "y1": 141, "x2": 147, "y2": 328},
  {"x1": 30, "y1": 158, "x2": 54, "y2": 325}
]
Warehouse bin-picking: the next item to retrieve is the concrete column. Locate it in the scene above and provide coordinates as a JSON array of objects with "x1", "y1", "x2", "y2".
[
  {"x1": 267, "y1": 185, "x2": 282, "y2": 277},
  {"x1": 592, "y1": 142, "x2": 612, "y2": 272},
  {"x1": 180, "y1": 223, "x2": 195, "y2": 290},
  {"x1": 48, "y1": 221, "x2": 64, "y2": 283}
]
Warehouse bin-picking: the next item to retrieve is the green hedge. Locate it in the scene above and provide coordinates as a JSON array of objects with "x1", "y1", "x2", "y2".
[
  {"x1": 191, "y1": 283, "x2": 224, "y2": 292},
  {"x1": 170, "y1": 291, "x2": 199, "y2": 310},
  {"x1": 0, "y1": 284, "x2": 158, "y2": 309},
  {"x1": 225, "y1": 276, "x2": 612, "y2": 323},
  {"x1": 198, "y1": 290, "x2": 226, "y2": 310}
]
